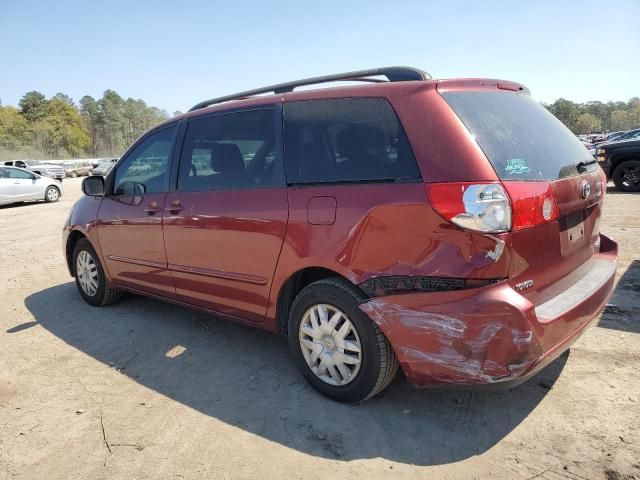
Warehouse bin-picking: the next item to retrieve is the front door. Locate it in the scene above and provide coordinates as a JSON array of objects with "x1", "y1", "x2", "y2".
[
  {"x1": 6, "y1": 167, "x2": 42, "y2": 201},
  {"x1": 96, "y1": 124, "x2": 178, "y2": 298},
  {"x1": 0, "y1": 167, "x2": 15, "y2": 204},
  {"x1": 162, "y1": 108, "x2": 288, "y2": 323}
]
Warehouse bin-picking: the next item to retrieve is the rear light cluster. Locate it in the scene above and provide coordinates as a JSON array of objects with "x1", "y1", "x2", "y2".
[{"x1": 427, "y1": 181, "x2": 559, "y2": 233}]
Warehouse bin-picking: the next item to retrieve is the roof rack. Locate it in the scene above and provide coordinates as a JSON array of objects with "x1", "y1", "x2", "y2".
[{"x1": 188, "y1": 66, "x2": 431, "y2": 112}]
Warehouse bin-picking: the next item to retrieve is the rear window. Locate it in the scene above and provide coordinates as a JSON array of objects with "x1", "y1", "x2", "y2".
[
  {"x1": 283, "y1": 98, "x2": 421, "y2": 184},
  {"x1": 441, "y1": 91, "x2": 594, "y2": 180}
]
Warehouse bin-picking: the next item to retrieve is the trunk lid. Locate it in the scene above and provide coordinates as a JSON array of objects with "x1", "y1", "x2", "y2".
[{"x1": 439, "y1": 88, "x2": 606, "y2": 301}]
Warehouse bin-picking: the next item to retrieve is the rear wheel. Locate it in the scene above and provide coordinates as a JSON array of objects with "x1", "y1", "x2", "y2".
[
  {"x1": 73, "y1": 238, "x2": 123, "y2": 306},
  {"x1": 71, "y1": 171, "x2": 78, "y2": 178},
  {"x1": 44, "y1": 186, "x2": 60, "y2": 202},
  {"x1": 288, "y1": 277, "x2": 398, "y2": 403},
  {"x1": 612, "y1": 160, "x2": 640, "y2": 192}
]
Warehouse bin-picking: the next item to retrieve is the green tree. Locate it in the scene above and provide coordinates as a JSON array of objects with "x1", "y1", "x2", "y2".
[
  {"x1": 52, "y1": 92, "x2": 75, "y2": 106},
  {"x1": 0, "y1": 106, "x2": 28, "y2": 148},
  {"x1": 19, "y1": 91, "x2": 48, "y2": 122},
  {"x1": 546, "y1": 98, "x2": 581, "y2": 132},
  {"x1": 610, "y1": 110, "x2": 632, "y2": 131},
  {"x1": 575, "y1": 112, "x2": 602, "y2": 134},
  {"x1": 31, "y1": 99, "x2": 90, "y2": 157},
  {"x1": 79, "y1": 95, "x2": 103, "y2": 157}
]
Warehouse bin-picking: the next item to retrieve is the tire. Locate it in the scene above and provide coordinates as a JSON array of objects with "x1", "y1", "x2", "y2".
[
  {"x1": 72, "y1": 238, "x2": 123, "y2": 307},
  {"x1": 612, "y1": 160, "x2": 640, "y2": 192},
  {"x1": 288, "y1": 277, "x2": 398, "y2": 403},
  {"x1": 71, "y1": 171, "x2": 78, "y2": 178},
  {"x1": 44, "y1": 186, "x2": 60, "y2": 203}
]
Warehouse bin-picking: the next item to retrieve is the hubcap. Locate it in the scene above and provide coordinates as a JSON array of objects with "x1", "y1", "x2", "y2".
[
  {"x1": 299, "y1": 304, "x2": 362, "y2": 386},
  {"x1": 622, "y1": 166, "x2": 639, "y2": 187},
  {"x1": 47, "y1": 188, "x2": 58, "y2": 201},
  {"x1": 76, "y1": 250, "x2": 99, "y2": 296}
]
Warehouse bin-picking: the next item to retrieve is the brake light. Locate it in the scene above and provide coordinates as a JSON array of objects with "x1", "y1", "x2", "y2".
[
  {"x1": 502, "y1": 181, "x2": 558, "y2": 231},
  {"x1": 427, "y1": 182, "x2": 511, "y2": 232},
  {"x1": 427, "y1": 181, "x2": 559, "y2": 232}
]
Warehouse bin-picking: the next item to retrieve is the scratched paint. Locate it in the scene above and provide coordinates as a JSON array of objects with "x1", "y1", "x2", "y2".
[{"x1": 360, "y1": 297, "x2": 538, "y2": 384}]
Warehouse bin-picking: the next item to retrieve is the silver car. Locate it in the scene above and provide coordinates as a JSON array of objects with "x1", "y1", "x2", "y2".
[
  {"x1": 0, "y1": 166, "x2": 63, "y2": 205},
  {"x1": 3, "y1": 160, "x2": 65, "y2": 181}
]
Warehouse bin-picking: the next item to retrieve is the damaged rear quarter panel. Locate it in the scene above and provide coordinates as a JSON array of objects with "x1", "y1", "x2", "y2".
[{"x1": 359, "y1": 284, "x2": 542, "y2": 385}]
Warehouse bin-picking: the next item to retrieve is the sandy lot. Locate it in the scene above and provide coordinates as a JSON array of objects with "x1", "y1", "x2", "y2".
[{"x1": 0, "y1": 178, "x2": 638, "y2": 480}]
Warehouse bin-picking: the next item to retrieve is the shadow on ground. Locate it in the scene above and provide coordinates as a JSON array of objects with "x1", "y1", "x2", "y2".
[
  {"x1": 598, "y1": 259, "x2": 640, "y2": 334},
  {"x1": 25, "y1": 282, "x2": 565, "y2": 466}
]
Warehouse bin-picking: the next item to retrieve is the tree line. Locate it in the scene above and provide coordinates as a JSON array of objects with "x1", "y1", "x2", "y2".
[
  {"x1": 1, "y1": 90, "x2": 639, "y2": 160},
  {"x1": 0, "y1": 90, "x2": 180, "y2": 160},
  {"x1": 543, "y1": 97, "x2": 640, "y2": 134}
]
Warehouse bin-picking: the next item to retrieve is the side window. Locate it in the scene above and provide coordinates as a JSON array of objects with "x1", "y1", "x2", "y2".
[
  {"x1": 15, "y1": 161, "x2": 26, "y2": 168},
  {"x1": 7, "y1": 168, "x2": 34, "y2": 179},
  {"x1": 114, "y1": 125, "x2": 177, "y2": 195},
  {"x1": 283, "y1": 98, "x2": 421, "y2": 184},
  {"x1": 178, "y1": 109, "x2": 281, "y2": 192},
  {"x1": 0, "y1": 168, "x2": 7, "y2": 178}
]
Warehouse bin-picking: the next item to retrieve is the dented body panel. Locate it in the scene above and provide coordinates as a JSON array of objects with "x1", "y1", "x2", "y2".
[{"x1": 359, "y1": 234, "x2": 617, "y2": 386}]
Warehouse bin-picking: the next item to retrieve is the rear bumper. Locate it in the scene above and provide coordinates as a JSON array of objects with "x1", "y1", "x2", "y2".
[{"x1": 359, "y1": 233, "x2": 618, "y2": 387}]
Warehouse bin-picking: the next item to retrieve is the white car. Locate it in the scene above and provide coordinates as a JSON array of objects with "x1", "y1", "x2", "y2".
[{"x1": 0, "y1": 166, "x2": 63, "y2": 205}]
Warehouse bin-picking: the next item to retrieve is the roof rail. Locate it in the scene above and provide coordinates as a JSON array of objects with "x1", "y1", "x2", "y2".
[{"x1": 188, "y1": 66, "x2": 431, "y2": 112}]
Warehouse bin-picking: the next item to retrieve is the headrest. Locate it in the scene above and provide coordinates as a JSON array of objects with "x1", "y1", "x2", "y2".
[{"x1": 211, "y1": 143, "x2": 245, "y2": 174}]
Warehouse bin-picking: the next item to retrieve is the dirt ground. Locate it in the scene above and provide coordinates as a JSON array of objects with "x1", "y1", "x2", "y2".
[{"x1": 0, "y1": 178, "x2": 638, "y2": 480}]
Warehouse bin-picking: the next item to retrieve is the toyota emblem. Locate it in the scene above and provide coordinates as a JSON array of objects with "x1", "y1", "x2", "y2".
[{"x1": 581, "y1": 180, "x2": 591, "y2": 199}]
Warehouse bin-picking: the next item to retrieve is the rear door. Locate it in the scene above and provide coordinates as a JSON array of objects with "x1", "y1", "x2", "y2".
[
  {"x1": 162, "y1": 107, "x2": 288, "y2": 323},
  {"x1": 440, "y1": 90, "x2": 605, "y2": 299},
  {"x1": 96, "y1": 124, "x2": 178, "y2": 298}
]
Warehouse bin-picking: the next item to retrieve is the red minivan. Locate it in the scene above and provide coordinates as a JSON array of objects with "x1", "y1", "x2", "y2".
[{"x1": 63, "y1": 67, "x2": 617, "y2": 402}]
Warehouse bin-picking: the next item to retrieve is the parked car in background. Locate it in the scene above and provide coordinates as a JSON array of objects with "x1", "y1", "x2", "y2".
[
  {"x1": 3, "y1": 160, "x2": 65, "y2": 181},
  {"x1": 92, "y1": 159, "x2": 118, "y2": 177},
  {"x1": 64, "y1": 160, "x2": 93, "y2": 177},
  {"x1": 63, "y1": 67, "x2": 617, "y2": 403},
  {"x1": 0, "y1": 166, "x2": 63, "y2": 205},
  {"x1": 91, "y1": 157, "x2": 119, "y2": 168},
  {"x1": 596, "y1": 138, "x2": 640, "y2": 192}
]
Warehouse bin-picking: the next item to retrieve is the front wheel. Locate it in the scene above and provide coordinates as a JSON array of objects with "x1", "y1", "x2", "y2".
[
  {"x1": 612, "y1": 160, "x2": 640, "y2": 192},
  {"x1": 73, "y1": 238, "x2": 123, "y2": 306},
  {"x1": 44, "y1": 186, "x2": 60, "y2": 203},
  {"x1": 288, "y1": 277, "x2": 398, "y2": 403}
]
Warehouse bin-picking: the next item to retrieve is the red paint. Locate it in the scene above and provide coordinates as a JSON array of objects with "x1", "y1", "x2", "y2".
[{"x1": 63, "y1": 76, "x2": 618, "y2": 387}]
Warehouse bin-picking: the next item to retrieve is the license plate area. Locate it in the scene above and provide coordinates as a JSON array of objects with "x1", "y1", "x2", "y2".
[{"x1": 559, "y1": 210, "x2": 587, "y2": 254}]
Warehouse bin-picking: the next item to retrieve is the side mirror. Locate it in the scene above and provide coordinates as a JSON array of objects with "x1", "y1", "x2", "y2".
[
  {"x1": 82, "y1": 175, "x2": 105, "y2": 197},
  {"x1": 117, "y1": 181, "x2": 146, "y2": 196}
]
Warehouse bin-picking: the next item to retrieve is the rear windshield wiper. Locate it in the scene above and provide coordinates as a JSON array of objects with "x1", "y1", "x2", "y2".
[{"x1": 577, "y1": 159, "x2": 597, "y2": 171}]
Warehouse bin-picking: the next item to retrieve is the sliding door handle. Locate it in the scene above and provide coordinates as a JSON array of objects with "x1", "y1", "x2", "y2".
[
  {"x1": 166, "y1": 200, "x2": 185, "y2": 214},
  {"x1": 144, "y1": 201, "x2": 162, "y2": 215}
]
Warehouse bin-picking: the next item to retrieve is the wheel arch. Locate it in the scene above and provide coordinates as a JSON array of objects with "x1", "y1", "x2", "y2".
[
  {"x1": 65, "y1": 229, "x2": 87, "y2": 276},
  {"x1": 275, "y1": 266, "x2": 366, "y2": 335},
  {"x1": 611, "y1": 153, "x2": 640, "y2": 171}
]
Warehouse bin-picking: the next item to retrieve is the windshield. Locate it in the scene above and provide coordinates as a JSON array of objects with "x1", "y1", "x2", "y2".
[{"x1": 441, "y1": 91, "x2": 594, "y2": 181}]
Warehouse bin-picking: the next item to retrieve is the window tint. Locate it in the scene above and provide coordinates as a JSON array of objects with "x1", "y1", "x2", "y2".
[
  {"x1": 178, "y1": 109, "x2": 281, "y2": 192},
  {"x1": 7, "y1": 168, "x2": 34, "y2": 179},
  {"x1": 114, "y1": 125, "x2": 177, "y2": 195},
  {"x1": 441, "y1": 91, "x2": 594, "y2": 181},
  {"x1": 283, "y1": 98, "x2": 421, "y2": 184}
]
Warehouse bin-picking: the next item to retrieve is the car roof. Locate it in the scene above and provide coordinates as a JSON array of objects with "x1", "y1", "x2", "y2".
[{"x1": 160, "y1": 76, "x2": 528, "y2": 128}]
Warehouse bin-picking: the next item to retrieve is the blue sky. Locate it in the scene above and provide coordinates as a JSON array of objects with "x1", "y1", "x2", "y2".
[{"x1": 1, "y1": 0, "x2": 638, "y2": 113}]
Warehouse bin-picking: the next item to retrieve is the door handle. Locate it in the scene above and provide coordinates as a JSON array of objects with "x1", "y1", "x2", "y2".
[
  {"x1": 165, "y1": 200, "x2": 185, "y2": 214},
  {"x1": 144, "y1": 201, "x2": 162, "y2": 215}
]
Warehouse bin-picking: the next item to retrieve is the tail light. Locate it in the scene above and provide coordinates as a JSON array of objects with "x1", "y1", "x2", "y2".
[
  {"x1": 427, "y1": 181, "x2": 559, "y2": 233},
  {"x1": 502, "y1": 182, "x2": 558, "y2": 231},
  {"x1": 427, "y1": 182, "x2": 511, "y2": 232}
]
